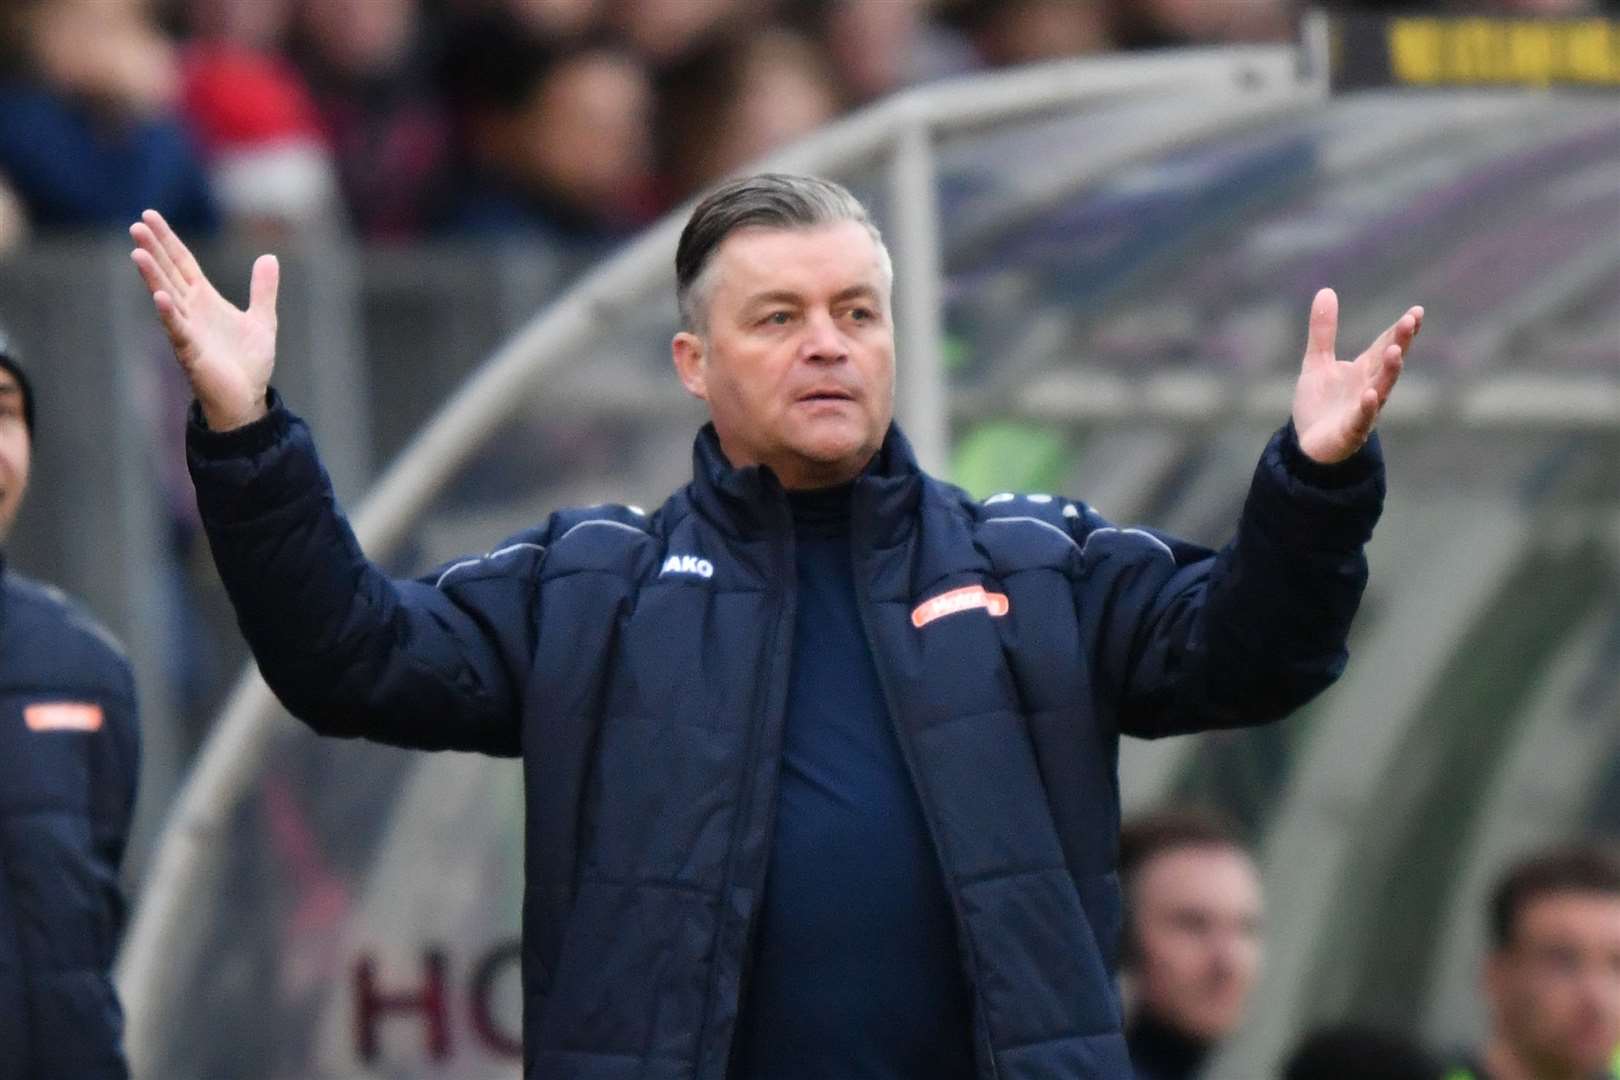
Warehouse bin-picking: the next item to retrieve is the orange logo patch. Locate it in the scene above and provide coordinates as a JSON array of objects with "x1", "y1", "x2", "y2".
[
  {"x1": 24, "y1": 702, "x2": 103, "y2": 733},
  {"x1": 911, "y1": 585, "x2": 1010, "y2": 629}
]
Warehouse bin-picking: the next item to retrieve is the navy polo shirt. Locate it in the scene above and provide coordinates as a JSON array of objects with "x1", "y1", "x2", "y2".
[{"x1": 729, "y1": 483, "x2": 976, "y2": 1079}]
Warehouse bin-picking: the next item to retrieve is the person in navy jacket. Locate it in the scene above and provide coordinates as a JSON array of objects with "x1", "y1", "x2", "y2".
[
  {"x1": 0, "y1": 343, "x2": 140, "y2": 1080},
  {"x1": 130, "y1": 174, "x2": 1422, "y2": 1080}
]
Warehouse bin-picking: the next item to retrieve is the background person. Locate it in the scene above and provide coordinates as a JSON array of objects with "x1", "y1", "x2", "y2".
[
  {"x1": 0, "y1": 337, "x2": 141, "y2": 1080},
  {"x1": 1451, "y1": 844, "x2": 1620, "y2": 1080},
  {"x1": 1118, "y1": 809, "x2": 1264, "y2": 1080}
]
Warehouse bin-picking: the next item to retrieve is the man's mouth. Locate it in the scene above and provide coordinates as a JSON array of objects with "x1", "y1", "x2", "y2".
[{"x1": 798, "y1": 389, "x2": 855, "y2": 403}]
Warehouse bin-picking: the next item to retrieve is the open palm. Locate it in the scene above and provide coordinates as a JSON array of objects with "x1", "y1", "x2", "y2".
[
  {"x1": 130, "y1": 210, "x2": 280, "y2": 432},
  {"x1": 1292, "y1": 287, "x2": 1422, "y2": 464}
]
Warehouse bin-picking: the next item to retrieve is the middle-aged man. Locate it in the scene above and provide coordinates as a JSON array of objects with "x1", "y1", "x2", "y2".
[
  {"x1": 1449, "y1": 844, "x2": 1620, "y2": 1080},
  {"x1": 129, "y1": 173, "x2": 1421, "y2": 1079},
  {"x1": 1117, "y1": 810, "x2": 1263, "y2": 1080},
  {"x1": 0, "y1": 337, "x2": 141, "y2": 1079}
]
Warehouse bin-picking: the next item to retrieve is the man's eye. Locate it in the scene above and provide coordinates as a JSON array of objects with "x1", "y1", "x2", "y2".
[
  {"x1": 849, "y1": 308, "x2": 874, "y2": 322},
  {"x1": 762, "y1": 312, "x2": 792, "y2": 326}
]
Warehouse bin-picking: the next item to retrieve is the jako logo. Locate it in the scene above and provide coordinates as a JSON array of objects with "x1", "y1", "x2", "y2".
[
  {"x1": 661, "y1": 554, "x2": 714, "y2": 579},
  {"x1": 911, "y1": 585, "x2": 1010, "y2": 628}
]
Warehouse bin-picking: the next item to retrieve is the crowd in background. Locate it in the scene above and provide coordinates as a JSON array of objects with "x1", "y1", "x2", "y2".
[{"x1": 0, "y1": 0, "x2": 1607, "y2": 264}]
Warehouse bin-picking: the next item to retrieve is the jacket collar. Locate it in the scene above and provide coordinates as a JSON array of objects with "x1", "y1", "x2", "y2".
[{"x1": 688, "y1": 422, "x2": 923, "y2": 542}]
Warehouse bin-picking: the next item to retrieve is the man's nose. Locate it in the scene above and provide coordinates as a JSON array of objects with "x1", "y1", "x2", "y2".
[{"x1": 798, "y1": 310, "x2": 848, "y2": 364}]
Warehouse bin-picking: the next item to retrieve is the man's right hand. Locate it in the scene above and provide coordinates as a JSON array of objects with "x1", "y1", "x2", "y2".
[{"x1": 130, "y1": 210, "x2": 279, "y2": 432}]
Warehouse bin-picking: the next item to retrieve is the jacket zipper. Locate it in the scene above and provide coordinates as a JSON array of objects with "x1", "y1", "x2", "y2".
[
  {"x1": 698, "y1": 503, "x2": 797, "y2": 1079},
  {"x1": 849, "y1": 486, "x2": 1003, "y2": 1080}
]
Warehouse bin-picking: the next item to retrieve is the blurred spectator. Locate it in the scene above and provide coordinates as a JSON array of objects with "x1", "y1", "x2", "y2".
[
  {"x1": 953, "y1": 0, "x2": 1114, "y2": 67},
  {"x1": 1449, "y1": 844, "x2": 1620, "y2": 1080},
  {"x1": 180, "y1": 45, "x2": 344, "y2": 235},
  {"x1": 452, "y1": 0, "x2": 609, "y2": 40},
  {"x1": 289, "y1": 0, "x2": 451, "y2": 239},
  {"x1": 1119, "y1": 809, "x2": 1263, "y2": 1080},
  {"x1": 1282, "y1": 1024, "x2": 1445, "y2": 1080},
  {"x1": 0, "y1": 0, "x2": 216, "y2": 232},
  {"x1": 1111, "y1": 0, "x2": 1295, "y2": 50},
  {"x1": 659, "y1": 28, "x2": 841, "y2": 202},
  {"x1": 179, "y1": 0, "x2": 296, "y2": 50},
  {"x1": 170, "y1": 0, "x2": 340, "y2": 234},
  {"x1": 439, "y1": 15, "x2": 654, "y2": 250},
  {"x1": 607, "y1": 0, "x2": 764, "y2": 72},
  {"x1": 794, "y1": 0, "x2": 979, "y2": 105}
]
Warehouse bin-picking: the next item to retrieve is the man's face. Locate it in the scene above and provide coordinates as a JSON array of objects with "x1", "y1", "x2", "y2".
[
  {"x1": 672, "y1": 221, "x2": 895, "y2": 491},
  {"x1": 1130, "y1": 845, "x2": 1264, "y2": 1042},
  {"x1": 1486, "y1": 890, "x2": 1620, "y2": 1076},
  {"x1": 0, "y1": 369, "x2": 30, "y2": 543}
]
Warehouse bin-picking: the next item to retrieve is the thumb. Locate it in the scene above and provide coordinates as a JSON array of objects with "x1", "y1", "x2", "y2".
[
  {"x1": 1304, "y1": 286, "x2": 1337, "y2": 365},
  {"x1": 248, "y1": 254, "x2": 280, "y2": 322}
]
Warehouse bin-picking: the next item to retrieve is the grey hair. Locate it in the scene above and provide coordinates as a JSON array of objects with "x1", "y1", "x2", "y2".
[{"x1": 675, "y1": 173, "x2": 893, "y2": 333}]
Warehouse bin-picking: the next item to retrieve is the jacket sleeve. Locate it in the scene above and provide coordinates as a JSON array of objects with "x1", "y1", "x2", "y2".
[
  {"x1": 1073, "y1": 421, "x2": 1384, "y2": 739},
  {"x1": 186, "y1": 392, "x2": 538, "y2": 756}
]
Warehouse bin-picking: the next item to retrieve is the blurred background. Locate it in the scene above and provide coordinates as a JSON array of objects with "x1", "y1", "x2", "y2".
[{"x1": 0, "y1": 0, "x2": 1615, "y2": 1076}]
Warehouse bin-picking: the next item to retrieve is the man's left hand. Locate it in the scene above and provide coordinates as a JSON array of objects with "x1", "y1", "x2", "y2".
[{"x1": 1291, "y1": 287, "x2": 1422, "y2": 464}]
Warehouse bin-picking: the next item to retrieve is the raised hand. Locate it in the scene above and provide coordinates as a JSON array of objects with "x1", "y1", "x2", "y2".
[
  {"x1": 1291, "y1": 288, "x2": 1422, "y2": 465},
  {"x1": 129, "y1": 210, "x2": 279, "y2": 432}
]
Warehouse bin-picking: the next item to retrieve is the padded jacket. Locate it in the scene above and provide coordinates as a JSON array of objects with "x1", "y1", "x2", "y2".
[
  {"x1": 0, "y1": 559, "x2": 138, "y2": 1079},
  {"x1": 188, "y1": 396, "x2": 1384, "y2": 1079}
]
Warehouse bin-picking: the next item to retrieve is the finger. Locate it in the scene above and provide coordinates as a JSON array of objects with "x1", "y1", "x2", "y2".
[
  {"x1": 1390, "y1": 312, "x2": 1418, "y2": 353},
  {"x1": 1304, "y1": 287, "x2": 1337, "y2": 364},
  {"x1": 1363, "y1": 312, "x2": 1408, "y2": 367},
  {"x1": 151, "y1": 290, "x2": 194, "y2": 353},
  {"x1": 1373, "y1": 305, "x2": 1424, "y2": 359},
  {"x1": 1346, "y1": 387, "x2": 1379, "y2": 444},
  {"x1": 142, "y1": 208, "x2": 203, "y2": 287},
  {"x1": 130, "y1": 249, "x2": 187, "y2": 318},
  {"x1": 248, "y1": 254, "x2": 280, "y2": 322},
  {"x1": 1372, "y1": 343, "x2": 1405, "y2": 404},
  {"x1": 130, "y1": 224, "x2": 184, "y2": 299}
]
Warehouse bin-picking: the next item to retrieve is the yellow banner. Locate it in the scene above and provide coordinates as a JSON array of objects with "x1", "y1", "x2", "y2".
[{"x1": 1333, "y1": 14, "x2": 1620, "y2": 90}]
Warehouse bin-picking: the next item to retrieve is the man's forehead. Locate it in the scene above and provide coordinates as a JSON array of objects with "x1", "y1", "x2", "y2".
[
  {"x1": 0, "y1": 371, "x2": 19, "y2": 394},
  {"x1": 1139, "y1": 846, "x2": 1261, "y2": 904},
  {"x1": 712, "y1": 222, "x2": 885, "y2": 291},
  {"x1": 1518, "y1": 890, "x2": 1620, "y2": 939}
]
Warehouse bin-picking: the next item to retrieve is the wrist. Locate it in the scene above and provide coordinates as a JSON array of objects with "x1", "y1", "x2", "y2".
[
  {"x1": 200, "y1": 395, "x2": 268, "y2": 433},
  {"x1": 1281, "y1": 420, "x2": 1381, "y2": 489}
]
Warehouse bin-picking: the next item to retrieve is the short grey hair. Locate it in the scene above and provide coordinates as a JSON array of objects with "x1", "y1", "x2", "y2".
[{"x1": 675, "y1": 173, "x2": 893, "y2": 333}]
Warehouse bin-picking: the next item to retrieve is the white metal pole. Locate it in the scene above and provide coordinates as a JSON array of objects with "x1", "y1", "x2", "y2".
[{"x1": 889, "y1": 116, "x2": 950, "y2": 475}]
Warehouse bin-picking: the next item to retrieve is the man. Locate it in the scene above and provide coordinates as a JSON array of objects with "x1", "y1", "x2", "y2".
[
  {"x1": 129, "y1": 173, "x2": 1421, "y2": 1078},
  {"x1": 0, "y1": 337, "x2": 140, "y2": 1079},
  {"x1": 1450, "y1": 844, "x2": 1620, "y2": 1080},
  {"x1": 1118, "y1": 810, "x2": 1263, "y2": 1079}
]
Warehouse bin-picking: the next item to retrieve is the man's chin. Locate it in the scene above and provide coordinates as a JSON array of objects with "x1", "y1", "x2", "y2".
[
  {"x1": 784, "y1": 412, "x2": 859, "y2": 450},
  {"x1": 794, "y1": 433, "x2": 873, "y2": 468}
]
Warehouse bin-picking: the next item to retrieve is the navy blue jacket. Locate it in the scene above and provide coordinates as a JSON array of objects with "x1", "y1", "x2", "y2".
[
  {"x1": 0, "y1": 560, "x2": 139, "y2": 1080},
  {"x1": 189, "y1": 397, "x2": 1383, "y2": 1079}
]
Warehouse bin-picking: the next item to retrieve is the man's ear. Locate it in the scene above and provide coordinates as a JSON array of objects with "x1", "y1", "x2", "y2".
[{"x1": 672, "y1": 331, "x2": 708, "y2": 401}]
